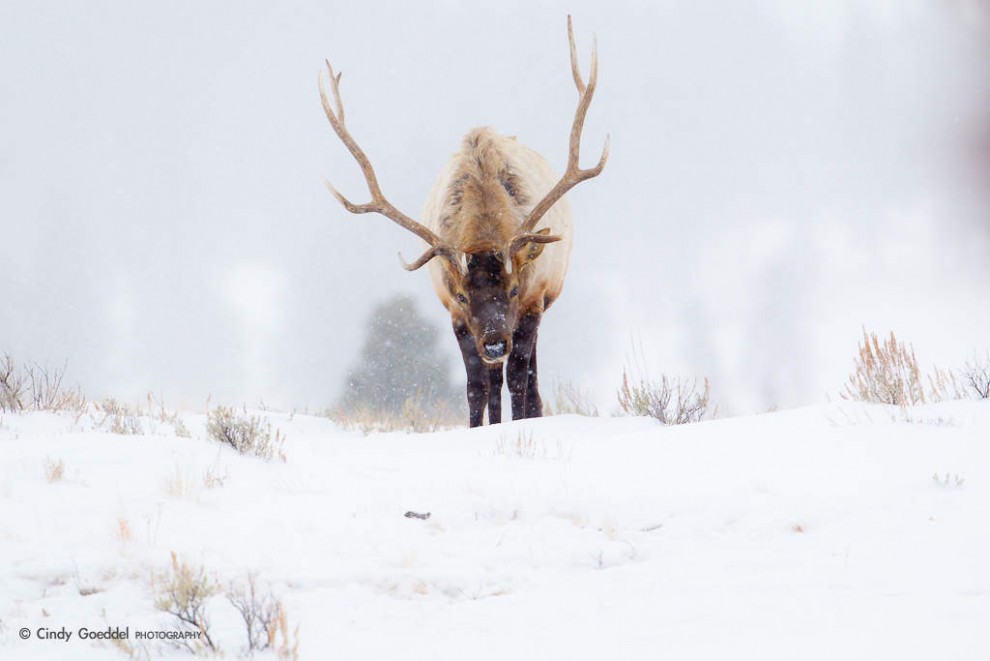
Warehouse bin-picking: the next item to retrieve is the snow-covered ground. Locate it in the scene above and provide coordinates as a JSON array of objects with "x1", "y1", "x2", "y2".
[{"x1": 1, "y1": 401, "x2": 987, "y2": 660}]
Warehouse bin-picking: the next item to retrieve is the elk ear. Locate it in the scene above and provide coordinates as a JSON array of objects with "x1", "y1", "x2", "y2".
[{"x1": 512, "y1": 228, "x2": 557, "y2": 271}]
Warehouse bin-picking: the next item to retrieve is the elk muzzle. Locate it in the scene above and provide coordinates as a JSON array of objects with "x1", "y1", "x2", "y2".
[{"x1": 480, "y1": 333, "x2": 511, "y2": 363}]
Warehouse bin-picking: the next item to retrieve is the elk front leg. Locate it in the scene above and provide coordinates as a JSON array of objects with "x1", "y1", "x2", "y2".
[
  {"x1": 507, "y1": 313, "x2": 541, "y2": 420},
  {"x1": 525, "y1": 336, "x2": 542, "y2": 418},
  {"x1": 488, "y1": 364, "x2": 504, "y2": 424},
  {"x1": 455, "y1": 322, "x2": 487, "y2": 427}
]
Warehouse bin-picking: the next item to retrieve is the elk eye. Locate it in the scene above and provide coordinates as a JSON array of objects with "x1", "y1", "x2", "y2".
[
  {"x1": 457, "y1": 293, "x2": 468, "y2": 304},
  {"x1": 509, "y1": 286, "x2": 519, "y2": 298}
]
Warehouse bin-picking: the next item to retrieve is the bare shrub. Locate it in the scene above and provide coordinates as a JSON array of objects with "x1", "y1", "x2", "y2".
[
  {"x1": 153, "y1": 552, "x2": 219, "y2": 653},
  {"x1": 842, "y1": 329, "x2": 926, "y2": 406},
  {"x1": 227, "y1": 574, "x2": 299, "y2": 656},
  {"x1": 617, "y1": 369, "x2": 711, "y2": 425},
  {"x1": 546, "y1": 381, "x2": 599, "y2": 417},
  {"x1": 0, "y1": 354, "x2": 85, "y2": 413},
  {"x1": 27, "y1": 360, "x2": 85, "y2": 411},
  {"x1": 0, "y1": 354, "x2": 27, "y2": 412},
  {"x1": 43, "y1": 457, "x2": 65, "y2": 483},
  {"x1": 206, "y1": 406, "x2": 286, "y2": 462},
  {"x1": 962, "y1": 353, "x2": 990, "y2": 399}
]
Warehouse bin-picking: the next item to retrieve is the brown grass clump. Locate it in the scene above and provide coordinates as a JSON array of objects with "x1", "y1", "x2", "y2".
[
  {"x1": 842, "y1": 329, "x2": 972, "y2": 406},
  {"x1": 327, "y1": 394, "x2": 459, "y2": 434},
  {"x1": 43, "y1": 457, "x2": 65, "y2": 483},
  {"x1": 842, "y1": 329, "x2": 926, "y2": 406}
]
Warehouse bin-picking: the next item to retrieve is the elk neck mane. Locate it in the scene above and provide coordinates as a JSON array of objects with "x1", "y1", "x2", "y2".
[{"x1": 440, "y1": 127, "x2": 531, "y2": 255}]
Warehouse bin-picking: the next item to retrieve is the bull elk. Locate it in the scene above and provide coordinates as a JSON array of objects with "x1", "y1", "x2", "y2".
[{"x1": 319, "y1": 16, "x2": 608, "y2": 427}]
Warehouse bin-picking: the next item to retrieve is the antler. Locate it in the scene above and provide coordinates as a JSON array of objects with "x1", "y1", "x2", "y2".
[
  {"x1": 319, "y1": 60, "x2": 463, "y2": 273},
  {"x1": 516, "y1": 15, "x2": 610, "y2": 238}
]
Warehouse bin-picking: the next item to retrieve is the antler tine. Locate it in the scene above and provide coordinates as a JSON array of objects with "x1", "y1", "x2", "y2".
[
  {"x1": 567, "y1": 15, "x2": 585, "y2": 96},
  {"x1": 398, "y1": 246, "x2": 461, "y2": 272},
  {"x1": 518, "y1": 16, "x2": 609, "y2": 236},
  {"x1": 324, "y1": 59, "x2": 345, "y2": 124},
  {"x1": 508, "y1": 232, "x2": 563, "y2": 256},
  {"x1": 319, "y1": 60, "x2": 464, "y2": 272}
]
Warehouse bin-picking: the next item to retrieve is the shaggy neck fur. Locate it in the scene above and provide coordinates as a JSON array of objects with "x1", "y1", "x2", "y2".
[{"x1": 445, "y1": 127, "x2": 529, "y2": 254}]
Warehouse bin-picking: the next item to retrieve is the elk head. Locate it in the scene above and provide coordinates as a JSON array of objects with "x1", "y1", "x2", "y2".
[{"x1": 424, "y1": 226, "x2": 561, "y2": 363}]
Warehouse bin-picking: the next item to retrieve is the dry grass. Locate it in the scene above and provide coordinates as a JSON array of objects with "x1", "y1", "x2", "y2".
[
  {"x1": 202, "y1": 465, "x2": 228, "y2": 489},
  {"x1": 272, "y1": 605, "x2": 301, "y2": 661},
  {"x1": 327, "y1": 395, "x2": 459, "y2": 435},
  {"x1": 93, "y1": 398, "x2": 144, "y2": 435},
  {"x1": 928, "y1": 365, "x2": 966, "y2": 402},
  {"x1": 545, "y1": 380, "x2": 599, "y2": 417},
  {"x1": 163, "y1": 465, "x2": 199, "y2": 500},
  {"x1": 146, "y1": 392, "x2": 191, "y2": 437},
  {"x1": 842, "y1": 329, "x2": 926, "y2": 405},
  {"x1": 43, "y1": 457, "x2": 65, "y2": 483},
  {"x1": 841, "y1": 328, "x2": 925, "y2": 406},
  {"x1": 114, "y1": 517, "x2": 132, "y2": 544},
  {"x1": 494, "y1": 429, "x2": 539, "y2": 459},
  {"x1": 842, "y1": 329, "x2": 973, "y2": 405},
  {"x1": 493, "y1": 429, "x2": 569, "y2": 461}
]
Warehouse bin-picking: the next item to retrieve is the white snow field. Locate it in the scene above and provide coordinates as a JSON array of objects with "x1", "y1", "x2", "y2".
[{"x1": 1, "y1": 401, "x2": 987, "y2": 660}]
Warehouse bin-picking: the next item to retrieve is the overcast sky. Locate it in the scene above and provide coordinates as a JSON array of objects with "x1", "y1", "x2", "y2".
[{"x1": 2, "y1": 1, "x2": 988, "y2": 415}]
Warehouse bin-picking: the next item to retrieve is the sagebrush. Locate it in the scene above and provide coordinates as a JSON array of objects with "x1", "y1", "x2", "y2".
[
  {"x1": 617, "y1": 369, "x2": 712, "y2": 425},
  {"x1": 154, "y1": 552, "x2": 219, "y2": 653},
  {"x1": 206, "y1": 406, "x2": 286, "y2": 461}
]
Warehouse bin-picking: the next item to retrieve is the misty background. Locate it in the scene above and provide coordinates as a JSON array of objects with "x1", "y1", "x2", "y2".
[{"x1": 2, "y1": 1, "x2": 988, "y2": 415}]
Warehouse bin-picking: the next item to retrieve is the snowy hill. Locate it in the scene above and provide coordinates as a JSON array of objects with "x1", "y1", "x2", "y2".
[{"x1": 1, "y1": 402, "x2": 987, "y2": 660}]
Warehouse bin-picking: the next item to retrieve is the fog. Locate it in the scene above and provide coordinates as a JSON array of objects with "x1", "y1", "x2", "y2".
[{"x1": 2, "y1": 1, "x2": 988, "y2": 415}]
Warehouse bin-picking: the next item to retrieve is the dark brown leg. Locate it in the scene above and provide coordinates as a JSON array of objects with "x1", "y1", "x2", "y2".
[
  {"x1": 488, "y1": 364, "x2": 504, "y2": 424},
  {"x1": 507, "y1": 313, "x2": 541, "y2": 420},
  {"x1": 524, "y1": 335, "x2": 542, "y2": 418},
  {"x1": 455, "y1": 322, "x2": 487, "y2": 427}
]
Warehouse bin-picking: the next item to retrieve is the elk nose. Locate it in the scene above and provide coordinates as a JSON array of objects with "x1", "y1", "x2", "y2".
[{"x1": 483, "y1": 340, "x2": 507, "y2": 359}]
